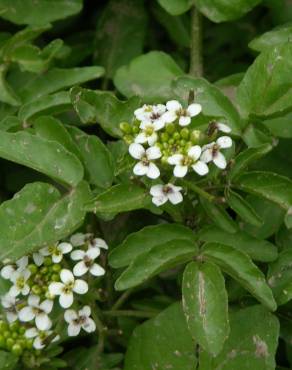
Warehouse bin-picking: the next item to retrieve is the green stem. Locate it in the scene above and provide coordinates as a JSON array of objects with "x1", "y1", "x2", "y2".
[
  {"x1": 103, "y1": 310, "x2": 157, "y2": 319},
  {"x1": 91, "y1": 304, "x2": 107, "y2": 354},
  {"x1": 112, "y1": 289, "x2": 133, "y2": 310},
  {"x1": 180, "y1": 179, "x2": 215, "y2": 202},
  {"x1": 189, "y1": 6, "x2": 203, "y2": 77}
]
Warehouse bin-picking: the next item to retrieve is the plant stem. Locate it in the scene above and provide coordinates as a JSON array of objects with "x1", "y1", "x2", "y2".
[
  {"x1": 112, "y1": 289, "x2": 133, "y2": 310},
  {"x1": 189, "y1": 6, "x2": 203, "y2": 77},
  {"x1": 180, "y1": 179, "x2": 215, "y2": 202},
  {"x1": 103, "y1": 310, "x2": 157, "y2": 319}
]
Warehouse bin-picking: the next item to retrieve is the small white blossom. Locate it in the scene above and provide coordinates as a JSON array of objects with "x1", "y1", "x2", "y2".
[
  {"x1": 40, "y1": 242, "x2": 73, "y2": 264},
  {"x1": 70, "y1": 233, "x2": 108, "y2": 251},
  {"x1": 25, "y1": 326, "x2": 59, "y2": 349},
  {"x1": 215, "y1": 122, "x2": 231, "y2": 133},
  {"x1": 135, "y1": 120, "x2": 164, "y2": 146},
  {"x1": 18, "y1": 295, "x2": 53, "y2": 331},
  {"x1": 71, "y1": 248, "x2": 105, "y2": 277},
  {"x1": 1, "y1": 294, "x2": 19, "y2": 323},
  {"x1": 163, "y1": 100, "x2": 202, "y2": 126},
  {"x1": 1, "y1": 256, "x2": 28, "y2": 281},
  {"x1": 9, "y1": 269, "x2": 31, "y2": 297},
  {"x1": 32, "y1": 252, "x2": 44, "y2": 267},
  {"x1": 129, "y1": 143, "x2": 161, "y2": 179},
  {"x1": 168, "y1": 145, "x2": 209, "y2": 178},
  {"x1": 134, "y1": 104, "x2": 166, "y2": 123},
  {"x1": 49, "y1": 269, "x2": 88, "y2": 308},
  {"x1": 150, "y1": 184, "x2": 183, "y2": 207},
  {"x1": 201, "y1": 136, "x2": 232, "y2": 169},
  {"x1": 64, "y1": 306, "x2": 96, "y2": 337}
]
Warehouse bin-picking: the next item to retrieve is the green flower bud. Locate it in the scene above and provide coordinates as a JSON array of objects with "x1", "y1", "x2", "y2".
[
  {"x1": 51, "y1": 273, "x2": 59, "y2": 282},
  {"x1": 123, "y1": 135, "x2": 133, "y2": 145},
  {"x1": 11, "y1": 343, "x2": 22, "y2": 356},
  {"x1": 11, "y1": 332, "x2": 18, "y2": 340},
  {"x1": 190, "y1": 130, "x2": 201, "y2": 143},
  {"x1": 161, "y1": 155, "x2": 169, "y2": 164},
  {"x1": 0, "y1": 321, "x2": 8, "y2": 331},
  {"x1": 0, "y1": 335, "x2": 5, "y2": 347},
  {"x1": 132, "y1": 126, "x2": 140, "y2": 134},
  {"x1": 40, "y1": 266, "x2": 48, "y2": 275},
  {"x1": 18, "y1": 327, "x2": 25, "y2": 335},
  {"x1": 163, "y1": 142, "x2": 168, "y2": 149},
  {"x1": 6, "y1": 338, "x2": 15, "y2": 349},
  {"x1": 173, "y1": 132, "x2": 180, "y2": 141},
  {"x1": 32, "y1": 285, "x2": 42, "y2": 295},
  {"x1": 119, "y1": 121, "x2": 131, "y2": 134},
  {"x1": 25, "y1": 339, "x2": 33, "y2": 349},
  {"x1": 165, "y1": 123, "x2": 175, "y2": 134},
  {"x1": 28, "y1": 264, "x2": 38, "y2": 274},
  {"x1": 160, "y1": 132, "x2": 169, "y2": 142},
  {"x1": 3, "y1": 331, "x2": 10, "y2": 339},
  {"x1": 180, "y1": 128, "x2": 190, "y2": 139},
  {"x1": 52, "y1": 264, "x2": 61, "y2": 272},
  {"x1": 180, "y1": 139, "x2": 186, "y2": 147},
  {"x1": 44, "y1": 257, "x2": 52, "y2": 266},
  {"x1": 168, "y1": 138, "x2": 174, "y2": 145}
]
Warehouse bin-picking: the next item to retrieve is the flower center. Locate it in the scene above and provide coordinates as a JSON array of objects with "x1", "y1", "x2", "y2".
[
  {"x1": 163, "y1": 186, "x2": 173, "y2": 195},
  {"x1": 84, "y1": 255, "x2": 93, "y2": 268},
  {"x1": 49, "y1": 245, "x2": 61, "y2": 256},
  {"x1": 145, "y1": 126, "x2": 154, "y2": 136},
  {"x1": 63, "y1": 282, "x2": 74, "y2": 294},
  {"x1": 16, "y1": 277, "x2": 25, "y2": 289},
  {"x1": 212, "y1": 144, "x2": 220, "y2": 157},
  {"x1": 141, "y1": 155, "x2": 150, "y2": 166},
  {"x1": 181, "y1": 156, "x2": 192, "y2": 166}
]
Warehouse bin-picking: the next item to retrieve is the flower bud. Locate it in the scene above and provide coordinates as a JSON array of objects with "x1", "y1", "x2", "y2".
[
  {"x1": 32, "y1": 285, "x2": 42, "y2": 295},
  {"x1": 119, "y1": 121, "x2": 132, "y2": 134},
  {"x1": 180, "y1": 128, "x2": 190, "y2": 139},
  {"x1": 165, "y1": 123, "x2": 175, "y2": 134},
  {"x1": 161, "y1": 132, "x2": 169, "y2": 142},
  {"x1": 190, "y1": 130, "x2": 201, "y2": 143},
  {"x1": 28, "y1": 264, "x2": 38, "y2": 274},
  {"x1": 12, "y1": 343, "x2": 23, "y2": 356}
]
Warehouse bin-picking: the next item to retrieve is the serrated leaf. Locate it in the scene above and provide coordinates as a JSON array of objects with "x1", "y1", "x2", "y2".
[
  {"x1": 114, "y1": 51, "x2": 183, "y2": 103},
  {"x1": 249, "y1": 23, "x2": 292, "y2": 52},
  {"x1": 198, "y1": 225, "x2": 277, "y2": 262},
  {"x1": 202, "y1": 243, "x2": 277, "y2": 311},
  {"x1": 199, "y1": 305, "x2": 279, "y2": 370},
  {"x1": 157, "y1": 0, "x2": 193, "y2": 15},
  {"x1": 115, "y1": 239, "x2": 197, "y2": 290},
  {"x1": 124, "y1": 303, "x2": 196, "y2": 370},
  {"x1": 109, "y1": 223, "x2": 196, "y2": 268},
  {"x1": 0, "y1": 181, "x2": 91, "y2": 261},
  {"x1": 182, "y1": 261, "x2": 229, "y2": 355}
]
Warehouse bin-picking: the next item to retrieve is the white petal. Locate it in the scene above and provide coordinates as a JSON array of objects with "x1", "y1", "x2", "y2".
[
  {"x1": 217, "y1": 122, "x2": 231, "y2": 133},
  {"x1": 187, "y1": 103, "x2": 202, "y2": 117},
  {"x1": 18, "y1": 306, "x2": 35, "y2": 322},
  {"x1": 73, "y1": 261, "x2": 88, "y2": 277},
  {"x1": 147, "y1": 133, "x2": 158, "y2": 146},
  {"x1": 6, "y1": 312, "x2": 17, "y2": 323},
  {"x1": 133, "y1": 162, "x2": 148, "y2": 176},
  {"x1": 1, "y1": 265, "x2": 15, "y2": 280},
  {"x1": 168, "y1": 154, "x2": 183, "y2": 166},
  {"x1": 174, "y1": 165, "x2": 188, "y2": 178},
  {"x1": 154, "y1": 104, "x2": 166, "y2": 115},
  {"x1": 134, "y1": 132, "x2": 147, "y2": 144},
  {"x1": 73, "y1": 279, "x2": 88, "y2": 295},
  {"x1": 167, "y1": 184, "x2": 182, "y2": 192},
  {"x1": 200, "y1": 148, "x2": 213, "y2": 163},
  {"x1": 21, "y1": 285, "x2": 30, "y2": 296},
  {"x1": 60, "y1": 269, "x2": 74, "y2": 284},
  {"x1": 179, "y1": 116, "x2": 191, "y2": 126},
  {"x1": 86, "y1": 247, "x2": 100, "y2": 260},
  {"x1": 36, "y1": 313, "x2": 51, "y2": 331},
  {"x1": 217, "y1": 136, "x2": 232, "y2": 149},
  {"x1": 150, "y1": 184, "x2": 164, "y2": 197},
  {"x1": 68, "y1": 323, "x2": 81, "y2": 337},
  {"x1": 153, "y1": 120, "x2": 165, "y2": 131},
  {"x1": 79, "y1": 305, "x2": 91, "y2": 317},
  {"x1": 32, "y1": 253, "x2": 44, "y2": 267},
  {"x1": 40, "y1": 247, "x2": 50, "y2": 256},
  {"x1": 25, "y1": 328, "x2": 38, "y2": 339},
  {"x1": 82, "y1": 318, "x2": 96, "y2": 333},
  {"x1": 89, "y1": 263, "x2": 105, "y2": 276},
  {"x1": 9, "y1": 285, "x2": 20, "y2": 297},
  {"x1": 192, "y1": 161, "x2": 209, "y2": 176},
  {"x1": 129, "y1": 143, "x2": 145, "y2": 160},
  {"x1": 23, "y1": 269, "x2": 31, "y2": 280},
  {"x1": 40, "y1": 299, "x2": 53, "y2": 314},
  {"x1": 213, "y1": 152, "x2": 227, "y2": 169},
  {"x1": 70, "y1": 249, "x2": 85, "y2": 261},
  {"x1": 166, "y1": 100, "x2": 182, "y2": 112},
  {"x1": 28, "y1": 295, "x2": 40, "y2": 307},
  {"x1": 168, "y1": 191, "x2": 183, "y2": 205},
  {"x1": 49, "y1": 282, "x2": 63, "y2": 296},
  {"x1": 188, "y1": 145, "x2": 201, "y2": 160},
  {"x1": 52, "y1": 254, "x2": 63, "y2": 263},
  {"x1": 146, "y1": 146, "x2": 161, "y2": 160},
  {"x1": 64, "y1": 309, "x2": 78, "y2": 323},
  {"x1": 33, "y1": 337, "x2": 45, "y2": 349},
  {"x1": 70, "y1": 233, "x2": 86, "y2": 247},
  {"x1": 146, "y1": 163, "x2": 160, "y2": 179},
  {"x1": 1, "y1": 294, "x2": 14, "y2": 308},
  {"x1": 162, "y1": 111, "x2": 177, "y2": 123},
  {"x1": 152, "y1": 195, "x2": 168, "y2": 207},
  {"x1": 59, "y1": 242, "x2": 73, "y2": 254},
  {"x1": 91, "y1": 238, "x2": 108, "y2": 250},
  {"x1": 60, "y1": 292, "x2": 73, "y2": 308}
]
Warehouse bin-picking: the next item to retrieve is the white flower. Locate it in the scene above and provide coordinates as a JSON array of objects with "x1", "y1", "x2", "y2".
[
  {"x1": 168, "y1": 145, "x2": 209, "y2": 178},
  {"x1": 32, "y1": 252, "x2": 44, "y2": 267},
  {"x1": 71, "y1": 248, "x2": 105, "y2": 277},
  {"x1": 40, "y1": 242, "x2": 73, "y2": 264},
  {"x1": 201, "y1": 136, "x2": 232, "y2": 169},
  {"x1": 70, "y1": 233, "x2": 108, "y2": 251},
  {"x1": 135, "y1": 120, "x2": 164, "y2": 146},
  {"x1": 163, "y1": 100, "x2": 202, "y2": 126},
  {"x1": 18, "y1": 295, "x2": 53, "y2": 331},
  {"x1": 25, "y1": 326, "x2": 59, "y2": 349},
  {"x1": 49, "y1": 269, "x2": 88, "y2": 308},
  {"x1": 1, "y1": 294, "x2": 19, "y2": 323},
  {"x1": 9, "y1": 269, "x2": 31, "y2": 297},
  {"x1": 150, "y1": 184, "x2": 183, "y2": 207},
  {"x1": 64, "y1": 306, "x2": 96, "y2": 337},
  {"x1": 134, "y1": 104, "x2": 166, "y2": 123},
  {"x1": 129, "y1": 143, "x2": 161, "y2": 179},
  {"x1": 1, "y1": 256, "x2": 28, "y2": 281},
  {"x1": 215, "y1": 122, "x2": 231, "y2": 133}
]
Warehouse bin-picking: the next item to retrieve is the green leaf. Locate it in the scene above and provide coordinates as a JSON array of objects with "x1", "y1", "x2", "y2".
[
  {"x1": 67, "y1": 126, "x2": 114, "y2": 189},
  {"x1": 249, "y1": 23, "x2": 292, "y2": 52},
  {"x1": 226, "y1": 189, "x2": 263, "y2": 227},
  {"x1": 0, "y1": 0, "x2": 83, "y2": 26},
  {"x1": 94, "y1": 0, "x2": 147, "y2": 78},
  {"x1": 0, "y1": 350, "x2": 18, "y2": 370},
  {"x1": 109, "y1": 223, "x2": 196, "y2": 268},
  {"x1": 70, "y1": 87, "x2": 141, "y2": 137},
  {"x1": 182, "y1": 261, "x2": 229, "y2": 355},
  {"x1": 202, "y1": 243, "x2": 277, "y2": 311},
  {"x1": 228, "y1": 144, "x2": 273, "y2": 180},
  {"x1": 115, "y1": 239, "x2": 197, "y2": 290},
  {"x1": 172, "y1": 76, "x2": 242, "y2": 135},
  {"x1": 198, "y1": 226, "x2": 277, "y2": 262},
  {"x1": 268, "y1": 249, "x2": 292, "y2": 305},
  {"x1": 199, "y1": 305, "x2": 279, "y2": 370},
  {"x1": 87, "y1": 183, "x2": 151, "y2": 216},
  {"x1": 114, "y1": 51, "x2": 184, "y2": 103},
  {"x1": 200, "y1": 196, "x2": 238, "y2": 233},
  {"x1": 195, "y1": 0, "x2": 262, "y2": 22},
  {"x1": 285, "y1": 209, "x2": 292, "y2": 229},
  {"x1": 124, "y1": 303, "x2": 196, "y2": 370},
  {"x1": 263, "y1": 111, "x2": 292, "y2": 138},
  {"x1": 157, "y1": 0, "x2": 193, "y2": 15},
  {"x1": 235, "y1": 171, "x2": 292, "y2": 211},
  {"x1": 18, "y1": 67, "x2": 105, "y2": 104},
  {"x1": 0, "y1": 129, "x2": 83, "y2": 186},
  {"x1": 0, "y1": 181, "x2": 91, "y2": 261},
  {"x1": 0, "y1": 65, "x2": 20, "y2": 106},
  {"x1": 237, "y1": 44, "x2": 292, "y2": 118}
]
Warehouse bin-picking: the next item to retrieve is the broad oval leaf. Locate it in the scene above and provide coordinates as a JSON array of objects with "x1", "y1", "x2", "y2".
[
  {"x1": 115, "y1": 239, "x2": 198, "y2": 291},
  {"x1": 202, "y1": 243, "x2": 277, "y2": 311},
  {"x1": 109, "y1": 223, "x2": 196, "y2": 268},
  {"x1": 157, "y1": 0, "x2": 193, "y2": 15},
  {"x1": 249, "y1": 23, "x2": 292, "y2": 52},
  {"x1": 0, "y1": 130, "x2": 83, "y2": 186},
  {"x1": 198, "y1": 226, "x2": 277, "y2": 262},
  {"x1": 0, "y1": 181, "x2": 91, "y2": 261},
  {"x1": 124, "y1": 303, "x2": 197, "y2": 370},
  {"x1": 0, "y1": 65, "x2": 20, "y2": 106},
  {"x1": 182, "y1": 261, "x2": 229, "y2": 356},
  {"x1": 0, "y1": 350, "x2": 18, "y2": 370}
]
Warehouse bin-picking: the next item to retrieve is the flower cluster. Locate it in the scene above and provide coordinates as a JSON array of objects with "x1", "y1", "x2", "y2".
[
  {"x1": 121, "y1": 100, "x2": 233, "y2": 207},
  {"x1": 0, "y1": 233, "x2": 107, "y2": 359}
]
